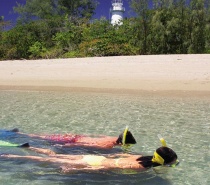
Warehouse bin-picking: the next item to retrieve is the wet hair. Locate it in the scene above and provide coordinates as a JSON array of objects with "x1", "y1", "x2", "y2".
[{"x1": 136, "y1": 147, "x2": 178, "y2": 168}]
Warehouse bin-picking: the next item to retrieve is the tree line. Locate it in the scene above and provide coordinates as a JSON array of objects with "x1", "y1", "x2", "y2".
[{"x1": 0, "y1": 0, "x2": 210, "y2": 60}]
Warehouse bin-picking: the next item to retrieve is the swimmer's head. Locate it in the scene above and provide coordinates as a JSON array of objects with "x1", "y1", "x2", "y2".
[
  {"x1": 152, "y1": 146, "x2": 179, "y2": 167},
  {"x1": 116, "y1": 130, "x2": 136, "y2": 145}
]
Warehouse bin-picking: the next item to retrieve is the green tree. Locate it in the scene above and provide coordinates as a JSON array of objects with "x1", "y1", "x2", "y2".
[
  {"x1": 204, "y1": 0, "x2": 210, "y2": 53},
  {"x1": 52, "y1": 15, "x2": 85, "y2": 54},
  {"x1": 79, "y1": 18, "x2": 138, "y2": 56},
  {"x1": 14, "y1": 0, "x2": 98, "y2": 23},
  {"x1": 0, "y1": 16, "x2": 11, "y2": 59},
  {"x1": 79, "y1": 18, "x2": 112, "y2": 56},
  {"x1": 147, "y1": 10, "x2": 166, "y2": 54},
  {"x1": 129, "y1": 0, "x2": 151, "y2": 54},
  {"x1": 187, "y1": 0, "x2": 206, "y2": 53},
  {"x1": 29, "y1": 41, "x2": 47, "y2": 58},
  {"x1": 175, "y1": 0, "x2": 189, "y2": 53},
  {"x1": 58, "y1": 0, "x2": 98, "y2": 19},
  {"x1": 147, "y1": 0, "x2": 185, "y2": 54},
  {"x1": 1, "y1": 18, "x2": 63, "y2": 59}
]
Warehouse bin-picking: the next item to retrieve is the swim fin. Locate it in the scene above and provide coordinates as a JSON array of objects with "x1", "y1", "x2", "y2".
[
  {"x1": 18, "y1": 143, "x2": 30, "y2": 148},
  {"x1": 0, "y1": 140, "x2": 29, "y2": 147},
  {"x1": 9, "y1": 128, "x2": 19, "y2": 132}
]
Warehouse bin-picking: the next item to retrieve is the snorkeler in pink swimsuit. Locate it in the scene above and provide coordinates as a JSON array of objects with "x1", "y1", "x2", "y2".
[{"x1": 8, "y1": 127, "x2": 136, "y2": 149}]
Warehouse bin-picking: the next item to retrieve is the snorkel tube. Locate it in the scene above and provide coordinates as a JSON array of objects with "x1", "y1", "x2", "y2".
[
  {"x1": 122, "y1": 126, "x2": 129, "y2": 146},
  {"x1": 158, "y1": 134, "x2": 167, "y2": 147},
  {"x1": 121, "y1": 126, "x2": 133, "y2": 152},
  {"x1": 152, "y1": 134, "x2": 167, "y2": 165}
]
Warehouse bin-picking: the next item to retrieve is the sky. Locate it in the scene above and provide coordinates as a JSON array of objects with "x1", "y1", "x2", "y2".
[{"x1": 0, "y1": 0, "x2": 132, "y2": 24}]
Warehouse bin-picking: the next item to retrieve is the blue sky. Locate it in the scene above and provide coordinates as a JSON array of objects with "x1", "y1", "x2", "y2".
[{"x1": 0, "y1": 0, "x2": 132, "y2": 23}]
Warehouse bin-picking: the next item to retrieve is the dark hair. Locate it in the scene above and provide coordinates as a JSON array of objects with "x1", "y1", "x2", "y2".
[
  {"x1": 116, "y1": 131, "x2": 136, "y2": 144},
  {"x1": 137, "y1": 147, "x2": 178, "y2": 168},
  {"x1": 136, "y1": 156, "x2": 154, "y2": 168}
]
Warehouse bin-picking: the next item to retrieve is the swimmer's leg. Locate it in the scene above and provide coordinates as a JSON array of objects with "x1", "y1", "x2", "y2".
[
  {"x1": 28, "y1": 147, "x2": 82, "y2": 160},
  {"x1": 7, "y1": 128, "x2": 46, "y2": 139},
  {"x1": 0, "y1": 129, "x2": 18, "y2": 138},
  {"x1": 29, "y1": 147, "x2": 56, "y2": 156},
  {"x1": 4, "y1": 128, "x2": 44, "y2": 140},
  {"x1": 1, "y1": 154, "x2": 59, "y2": 163}
]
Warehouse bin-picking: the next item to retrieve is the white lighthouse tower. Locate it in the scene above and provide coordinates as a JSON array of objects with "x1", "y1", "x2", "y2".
[{"x1": 110, "y1": 0, "x2": 125, "y2": 25}]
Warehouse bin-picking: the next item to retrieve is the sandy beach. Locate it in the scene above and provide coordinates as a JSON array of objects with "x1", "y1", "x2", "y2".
[{"x1": 0, "y1": 54, "x2": 210, "y2": 97}]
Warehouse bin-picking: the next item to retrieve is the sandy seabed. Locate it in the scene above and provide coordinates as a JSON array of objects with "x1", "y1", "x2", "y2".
[{"x1": 0, "y1": 54, "x2": 210, "y2": 97}]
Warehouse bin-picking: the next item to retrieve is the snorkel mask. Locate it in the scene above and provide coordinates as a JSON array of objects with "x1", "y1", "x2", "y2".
[{"x1": 152, "y1": 134, "x2": 179, "y2": 168}]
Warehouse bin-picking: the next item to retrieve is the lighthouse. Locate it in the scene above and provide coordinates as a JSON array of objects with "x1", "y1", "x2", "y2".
[{"x1": 110, "y1": 0, "x2": 125, "y2": 25}]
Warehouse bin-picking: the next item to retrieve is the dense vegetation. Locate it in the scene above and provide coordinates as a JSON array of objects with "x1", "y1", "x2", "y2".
[{"x1": 0, "y1": 0, "x2": 210, "y2": 60}]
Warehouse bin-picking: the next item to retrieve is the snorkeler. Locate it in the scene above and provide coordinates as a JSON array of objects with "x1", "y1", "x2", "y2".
[
  {"x1": 4, "y1": 127, "x2": 136, "y2": 149},
  {"x1": 0, "y1": 145, "x2": 179, "y2": 172}
]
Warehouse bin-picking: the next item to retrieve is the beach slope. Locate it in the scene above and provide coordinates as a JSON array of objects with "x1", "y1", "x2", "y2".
[{"x1": 0, "y1": 54, "x2": 210, "y2": 96}]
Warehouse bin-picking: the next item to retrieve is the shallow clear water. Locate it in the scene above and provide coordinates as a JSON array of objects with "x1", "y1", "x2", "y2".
[{"x1": 0, "y1": 90, "x2": 209, "y2": 185}]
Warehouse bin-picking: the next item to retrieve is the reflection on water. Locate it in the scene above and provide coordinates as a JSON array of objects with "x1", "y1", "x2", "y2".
[{"x1": 0, "y1": 91, "x2": 209, "y2": 185}]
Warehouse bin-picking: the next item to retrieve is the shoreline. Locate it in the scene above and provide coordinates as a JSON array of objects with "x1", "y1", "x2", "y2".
[
  {"x1": 0, "y1": 85, "x2": 210, "y2": 98},
  {"x1": 0, "y1": 54, "x2": 210, "y2": 97}
]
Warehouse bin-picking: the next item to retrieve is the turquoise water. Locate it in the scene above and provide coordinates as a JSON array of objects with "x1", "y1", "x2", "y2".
[{"x1": 0, "y1": 90, "x2": 209, "y2": 185}]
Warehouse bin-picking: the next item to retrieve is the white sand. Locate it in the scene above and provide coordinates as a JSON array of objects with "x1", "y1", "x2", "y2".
[{"x1": 0, "y1": 54, "x2": 210, "y2": 96}]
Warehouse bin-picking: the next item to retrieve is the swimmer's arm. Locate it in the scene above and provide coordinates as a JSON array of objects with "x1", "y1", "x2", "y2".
[
  {"x1": 1, "y1": 154, "x2": 54, "y2": 162},
  {"x1": 29, "y1": 147, "x2": 56, "y2": 156},
  {"x1": 51, "y1": 136, "x2": 118, "y2": 149},
  {"x1": 61, "y1": 165, "x2": 105, "y2": 172},
  {"x1": 62, "y1": 141, "x2": 115, "y2": 149},
  {"x1": 109, "y1": 153, "x2": 132, "y2": 157},
  {"x1": 108, "y1": 153, "x2": 141, "y2": 158}
]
